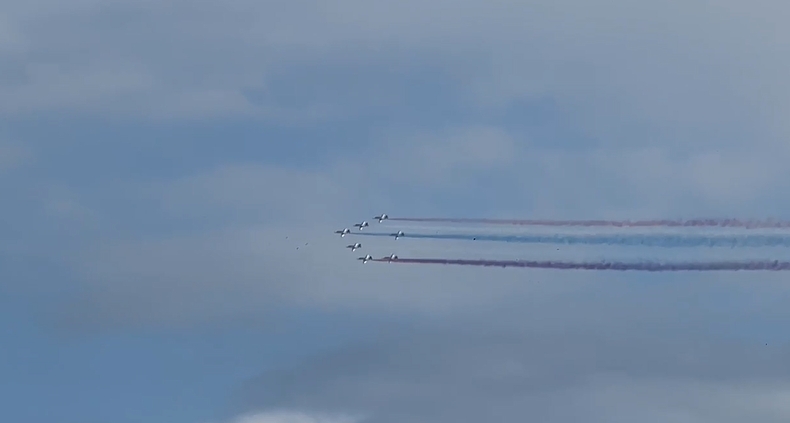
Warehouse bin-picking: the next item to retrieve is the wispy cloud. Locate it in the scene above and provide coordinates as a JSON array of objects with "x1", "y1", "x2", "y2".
[{"x1": 219, "y1": 411, "x2": 363, "y2": 423}]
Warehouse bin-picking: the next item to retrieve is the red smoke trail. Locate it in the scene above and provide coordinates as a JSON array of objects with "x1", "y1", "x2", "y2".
[
  {"x1": 388, "y1": 218, "x2": 790, "y2": 229},
  {"x1": 373, "y1": 258, "x2": 790, "y2": 271}
]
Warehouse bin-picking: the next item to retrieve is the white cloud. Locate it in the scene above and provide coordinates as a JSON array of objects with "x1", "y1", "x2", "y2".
[{"x1": 223, "y1": 411, "x2": 362, "y2": 423}]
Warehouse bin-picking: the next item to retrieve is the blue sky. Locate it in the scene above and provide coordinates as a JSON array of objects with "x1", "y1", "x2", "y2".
[{"x1": 3, "y1": 1, "x2": 790, "y2": 422}]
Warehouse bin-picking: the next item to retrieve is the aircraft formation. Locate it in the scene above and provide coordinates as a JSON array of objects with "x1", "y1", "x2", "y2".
[
  {"x1": 336, "y1": 214, "x2": 400, "y2": 263},
  {"x1": 332, "y1": 214, "x2": 790, "y2": 272}
]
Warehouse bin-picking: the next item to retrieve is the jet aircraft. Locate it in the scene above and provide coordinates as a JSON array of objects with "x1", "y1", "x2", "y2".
[
  {"x1": 335, "y1": 228, "x2": 351, "y2": 237},
  {"x1": 374, "y1": 214, "x2": 389, "y2": 222},
  {"x1": 354, "y1": 221, "x2": 369, "y2": 230},
  {"x1": 346, "y1": 243, "x2": 363, "y2": 251},
  {"x1": 358, "y1": 254, "x2": 374, "y2": 263}
]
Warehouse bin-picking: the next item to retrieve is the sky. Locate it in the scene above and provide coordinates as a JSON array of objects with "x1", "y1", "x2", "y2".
[{"x1": 3, "y1": 0, "x2": 790, "y2": 422}]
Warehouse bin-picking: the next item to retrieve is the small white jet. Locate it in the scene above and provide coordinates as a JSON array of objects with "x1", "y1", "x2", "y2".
[
  {"x1": 346, "y1": 243, "x2": 362, "y2": 251},
  {"x1": 358, "y1": 254, "x2": 374, "y2": 263},
  {"x1": 392, "y1": 231, "x2": 404, "y2": 240},
  {"x1": 354, "y1": 221, "x2": 369, "y2": 230},
  {"x1": 335, "y1": 228, "x2": 351, "y2": 237},
  {"x1": 382, "y1": 254, "x2": 398, "y2": 262},
  {"x1": 374, "y1": 214, "x2": 389, "y2": 223}
]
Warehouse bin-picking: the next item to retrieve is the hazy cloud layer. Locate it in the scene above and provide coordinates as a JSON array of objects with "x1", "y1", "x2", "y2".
[
  {"x1": 1, "y1": 0, "x2": 789, "y2": 132},
  {"x1": 3, "y1": 1, "x2": 790, "y2": 421},
  {"x1": 237, "y1": 310, "x2": 790, "y2": 422}
]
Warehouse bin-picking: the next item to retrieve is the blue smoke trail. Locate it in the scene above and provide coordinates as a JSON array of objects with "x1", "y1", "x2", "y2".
[
  {"x1": 388, "y1": 217, "x2": 790, "y2": 228},
  {"x1": 372, "y1": 257, "x2": 790, "y2": 271},
  {"x1": 350, "y1": 232, "x2": 790, "y2": 248}
]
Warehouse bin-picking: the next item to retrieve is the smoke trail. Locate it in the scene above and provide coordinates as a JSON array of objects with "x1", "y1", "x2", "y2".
[
  {"x1": 350, "y1": 231, "x2": 790, "y2": 248},
  {"x1": 373, "y1": 258, "x2": 790, "y2": 271},
  {"x1": 388, "y1": 217, "x2": 790, "y2": 229}
]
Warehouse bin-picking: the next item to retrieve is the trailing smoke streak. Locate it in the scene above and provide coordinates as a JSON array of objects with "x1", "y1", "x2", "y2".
[
  {"x1": 388, "y1": 217, "x2": 790, "y2": 229},
  {"x1": 350, "y1": 232, "x2": 790, "y2": 248},
  {"x1": 373, "y1": 258, "x2": 790, "y2": 271}
]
